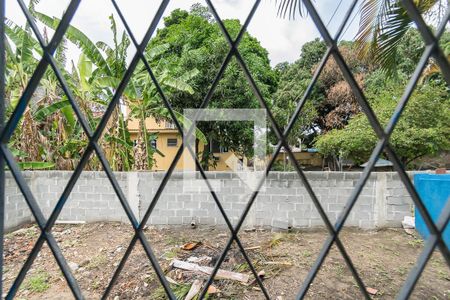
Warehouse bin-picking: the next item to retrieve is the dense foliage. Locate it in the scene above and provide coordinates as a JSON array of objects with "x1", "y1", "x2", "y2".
[
  {"x1": 315, "y1": 29, "x2": 450, "y2": 167},
  {"x1": 316, "y1": 82, "x2": 450, "y2": 165},
  {"x1": 4, "y1": 2, "x2": 449, "y2": 171},
  {"x1": 148, "y1": 8, "x2": 277, "y2": 164}
]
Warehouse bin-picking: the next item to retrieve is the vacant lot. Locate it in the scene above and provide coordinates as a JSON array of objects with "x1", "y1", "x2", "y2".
[{"x1": 3, "y1": 223, "x2": 449, "y2": 299}]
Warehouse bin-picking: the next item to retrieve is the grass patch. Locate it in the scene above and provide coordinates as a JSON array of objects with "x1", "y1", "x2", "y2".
[
  {"x1": 164, "y1": 247, "x2": 180, "y2": 260},
  {"x1": 268, "y1": 233, "x2": 287, "y2": 248},
  {"x1": 86, "y1": 254, "x2": 108, "y2": 270},
  {"x1": 153, "y1": 283, "x2": 192, "y2": 300},
  {"x1": 23, "y1": 270, "x2": 50, "y2": 293},
  {"x1": 407, "y1": 238, "x2": 423, "y2": 248},
  {"x1": 437, "y1": 270, "x2": 450, "y2": 281},
  {"x1": 302, "y1": 250, "x2": 312, "y2": 258},
  {"x1": 234, "y1": 262, "x2": 249, "y2": 272}
]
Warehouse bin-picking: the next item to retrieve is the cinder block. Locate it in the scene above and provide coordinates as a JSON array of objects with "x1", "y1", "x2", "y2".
[
  {"x1": 200, "y1": 201, "x2": 216, "y2": 210},
  {"x1": 268, "y1": 187, "x2": 295, "y2": 195},
  {"x1": 272, "y1": 219, "x2": 289, "y2": 230},
  {"x1": 223, "y1": 179, "x2": 240, "y2": 188},
  {"x1": 159, "y1": 210, "x2": 175, "y2": 217},
  {"x1": 304, "y1": 172, "x2": 328, "y2": 180},
  {"x1": 231, "y1": 187, "x2": 247, "y2": 194},
  {"x1": 232, "y1": 202, "x2": 246, "y2": 211},
  {"x1": 78, "y1": 185, "x2": 93, "y2": 193},
  {"x1": 292, "y1": 218, "x2": 309, "y2": 228},
  {"x1": 314, "y1": 187, "x2": 329, "y2": 196},
  {"x1": 71, "y1": 208, "x2": 86, "y2": 217},
  {"x1": 91, "y1": 201, "x2": 108, "y2": 209},
  {"x1": 199, "y1": 217, "x2": 216, "y2": 225},
  {"x1": 344, "y1": 172, "x2": 362, "y2": 180},
  {"x1": 101, "y1": 194, "x2": 116, "y2": 202},
  {"x1": 70, "y1": 192, "x2": 86, "y2": 201},
  {"x1": 176, "y1": 210, "x2": 192, "y2": 217},
  {"x1": 387, "y1": 188, "x2": 408, "y2": 197},
  {"x1": 176, "y1": 194, "x2": 191, "y2": 202},
  {"x1": 271, "y1": 210, "x2": 288, "y2": 219},
  {"x1": 295, "y1": 203, "x2": 312, "y2": 212},
  {"x1": 336, "y1": 180, "x2": 354, "y2": 187},
  {"x1": 386, "y1": 196, "x2": 411, "y2": 206},
  {"x1": 351, "y1": 211, "x2": 371, "y2": 221},
  {"x1": 271, "y1": 195, "x2": 288, "y2": 203},
  {"x1": 359, "y1": 219, "x2": 375, "y2": 229},
  {"x1": 182, "y1": 216, "x2": 194, "y2": 224},
  {"x1": 168, "y1": 217, "x2": 183, "y2": 225},
  {"x1": 278, "y1": 202, "x2": 295, "y2": 211},
  {"x1": 184, "y1": 200, "x2": 199, "y2": 209},
  {"x1": 310, "y1": 218, "x2": 325, "y2": 227},
  {"x1": 328, "y1": 203, "x2": 345, "y2": 213},
  {"x1": 327, "y1": 172, "x2": 345, "y2": 180},
  {"x1": 168, "y1": 201, "x2": 180, "y2": 209},
  {"x1": 215, "y1": 173, "x2": 231, "y2": 179},
  {"x1": 150, "y1": 216, "x2": 168, "y2": 225},
  {"x1": 94, "y1": 186, "x2": 110, "y2": 193}
]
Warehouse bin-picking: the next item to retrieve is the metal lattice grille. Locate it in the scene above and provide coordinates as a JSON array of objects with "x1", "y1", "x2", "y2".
[{"x1": 0, "y1": 0, "x2": 449, "y2": 299}]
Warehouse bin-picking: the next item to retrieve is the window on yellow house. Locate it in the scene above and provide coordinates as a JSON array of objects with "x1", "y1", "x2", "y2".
[
  {"x1": 167, "y1": 138, "x2": 178, "y2": 147},
  {"x1": 210, "y1": 140, "x2": 228, "y2": 153}
]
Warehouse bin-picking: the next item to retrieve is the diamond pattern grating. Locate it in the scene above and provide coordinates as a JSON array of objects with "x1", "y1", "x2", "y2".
[{"x1": 0, "y1": 0, "x2": 448, "y2": 299}]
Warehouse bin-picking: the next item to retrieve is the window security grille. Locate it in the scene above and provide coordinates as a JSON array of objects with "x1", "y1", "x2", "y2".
[{"x1": 0, "y1": 0, "x2": 448, "y2": 299}]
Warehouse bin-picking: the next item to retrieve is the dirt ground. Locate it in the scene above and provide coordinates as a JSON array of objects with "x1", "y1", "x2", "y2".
[{"x1": 2, "y1": 222, "x2": 449, "y2": 299}]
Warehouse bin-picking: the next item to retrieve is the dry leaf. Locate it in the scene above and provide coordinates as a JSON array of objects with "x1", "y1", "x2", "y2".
[
  {"x1": 366, "y1": 287, "x2": 378, "y2": 295},
  {"x1": 207, "y1": 285, "x2": 220, "y2": 294},
  {"x1": 181, "y1": 241, "x2": 202, "y2": 251},
  {"x1": 165, "y1": 276, "x2": 179, "y2": 285}
]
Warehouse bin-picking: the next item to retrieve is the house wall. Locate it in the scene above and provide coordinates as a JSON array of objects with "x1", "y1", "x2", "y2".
[
  {"x1": 275, "y1": 152, "x2": 323, "y2": 168},
  {"x1": 3, "y1": 171, "x2": 425, "y2": 232}
]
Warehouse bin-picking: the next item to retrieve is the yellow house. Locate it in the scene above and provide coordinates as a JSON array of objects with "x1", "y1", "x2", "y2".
[
  {"x1": 127, "y1": 116, "x2": 241, "y2": 171},
  {"x1": 127, "y1": 116, "x2": 322, "y2": 171}
]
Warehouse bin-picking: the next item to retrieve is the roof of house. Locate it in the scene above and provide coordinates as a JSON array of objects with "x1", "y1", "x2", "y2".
[{"x1": 361, "y1": 158, "x2": 393, "y2": 168}]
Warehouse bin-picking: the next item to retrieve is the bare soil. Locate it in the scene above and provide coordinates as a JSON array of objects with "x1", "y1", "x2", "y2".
[{"x1": 2, "y1": 222, "x2": 449, "y2": 299}]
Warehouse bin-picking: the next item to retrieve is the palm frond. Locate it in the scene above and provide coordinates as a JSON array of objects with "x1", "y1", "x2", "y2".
[
  {"x1": 355, "y1": 0, "x2": 439, "y2": 75},
  {"x1": 275, "y1": 0, "x2": 308, "y2": 19}
]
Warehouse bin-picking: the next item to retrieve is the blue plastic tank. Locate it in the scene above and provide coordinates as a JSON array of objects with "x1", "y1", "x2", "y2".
[{"x1": 414, "y1": 174, "x2": 450, "y2": 248}]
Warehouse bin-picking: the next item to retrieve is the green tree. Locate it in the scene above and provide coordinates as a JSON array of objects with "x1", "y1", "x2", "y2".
[
  {"x1": 271, "y1": 40, "x2": 369, "y2": 147},
  {"x1": 315, "y1": 82, "x2": 450, "y2": 166},
  {"x1": 148, "y1": 6, "x2": 277, "y2": 165}
]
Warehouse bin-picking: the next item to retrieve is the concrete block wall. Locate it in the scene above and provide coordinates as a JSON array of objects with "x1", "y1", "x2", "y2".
[
  {"x1": 31, "y1": 171, "x2": 131, "y2": 224},
  {"x1": 5, "y1": 172, "x2": 34, "y2": 230},
  {"x1": 4, "y1": 171, "x2": 420, "y2": 231}
]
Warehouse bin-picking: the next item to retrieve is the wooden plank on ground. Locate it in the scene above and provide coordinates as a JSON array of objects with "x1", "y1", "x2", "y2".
[{"x1": 171, "y1": 259, "x2": 250, "y2": 283}]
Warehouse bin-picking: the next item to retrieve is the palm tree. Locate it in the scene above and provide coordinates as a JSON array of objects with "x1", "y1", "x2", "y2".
[
  {"x1": 355, "y1": 0, "x2": 447, "y2": 74},
  {"x1": 275, "y1": 0, "x2": 448, "y2": 74}
]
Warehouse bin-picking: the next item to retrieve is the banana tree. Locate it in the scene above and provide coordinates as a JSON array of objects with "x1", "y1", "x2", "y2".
[
  {"x1": 34, "y1": 11, "x2": 206, "y2": 170},
  {"x1": 4, "y1": 17, "x2": 70, "y2": 169},
  {"x1": 33, "y1": 12, "x2": 136, "y2": 170}
]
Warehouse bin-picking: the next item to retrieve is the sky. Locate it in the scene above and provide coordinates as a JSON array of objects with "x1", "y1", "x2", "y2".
[{"x1": 6, "y1": 0, "x2": 361, "y2": 67}]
